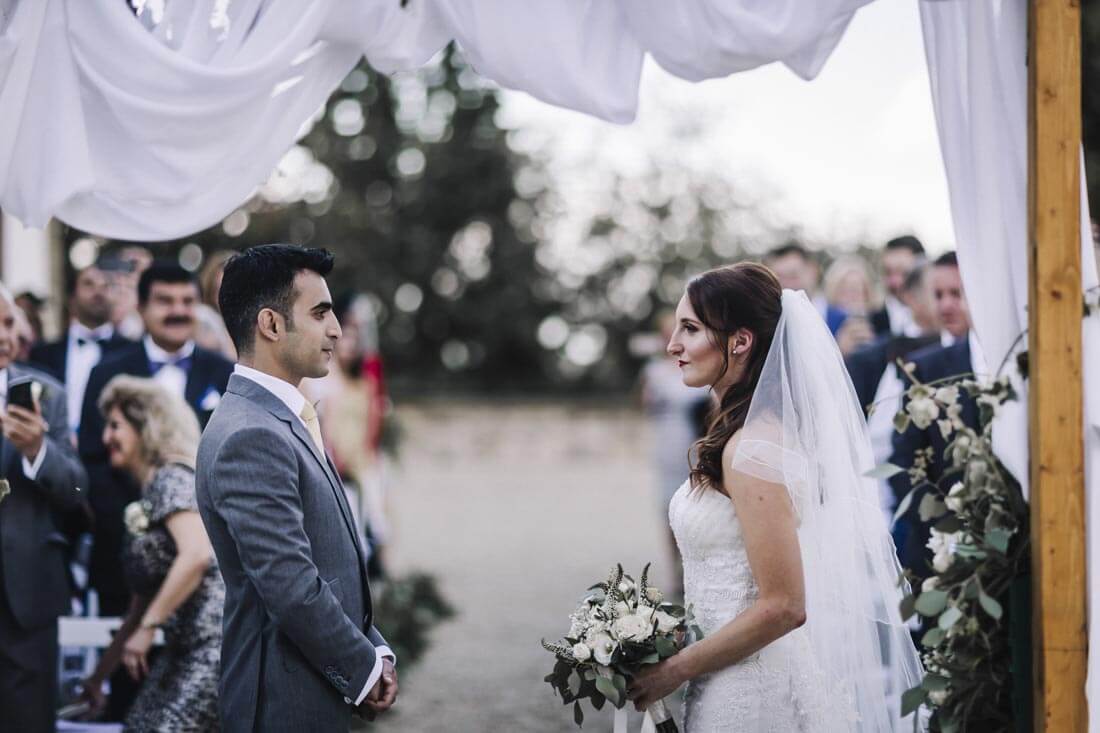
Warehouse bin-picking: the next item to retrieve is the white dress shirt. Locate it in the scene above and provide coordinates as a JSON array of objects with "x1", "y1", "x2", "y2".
[
  {"x1": 0, "y1": 369, "x2": 48, "y2": 479},
  {"x1": 144, "y1": 336, "x2": 196, "y2": 400},
  {"x1": 233, "y1": 364, "x2": 395, "y2": 705},
  {"x1": 66, "y1": 322, "x2": 115, "y2": 433}
]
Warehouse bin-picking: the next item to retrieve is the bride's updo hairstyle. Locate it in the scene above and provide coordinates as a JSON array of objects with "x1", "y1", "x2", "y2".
[{"x1": 687, "y1": 262, "x2": 782, "y2": 491}]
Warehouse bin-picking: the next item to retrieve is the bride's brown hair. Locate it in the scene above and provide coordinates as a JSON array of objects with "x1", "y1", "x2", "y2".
[{"x1": 687, "y1": 262, "x2": 783, "y2": 491}]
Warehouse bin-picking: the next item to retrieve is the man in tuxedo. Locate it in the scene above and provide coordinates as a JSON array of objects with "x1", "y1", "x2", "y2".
[
  {"x1": 30, "y1": 264, "x2": 131, "y2": 436},
  {"x1": 764, "y1": 243, "x2": 847, "y2": 333},
  {"x1": 0, "y1": 285, "x2": 88, "y2": 733},
  {"x1": 197, "y1": 245, "x2": 396, "y2": 732},
  {"x1": 888, "y1": 252, "x2": 982, "y2": 582},
  {"x1": 79, "y1": 262, "x2": 233, "y2": 719},
  {"x1": 867, "y1": 235, "x2": 926, "y2": 337}
]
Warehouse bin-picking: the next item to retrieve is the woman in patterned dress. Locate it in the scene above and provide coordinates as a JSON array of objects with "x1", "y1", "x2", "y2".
[{"x1": 81, "y1": 376, "x2": 224, "y2": 731}]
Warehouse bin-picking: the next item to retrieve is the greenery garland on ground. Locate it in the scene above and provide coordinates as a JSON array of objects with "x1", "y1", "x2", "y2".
[{"x1": 885, "y1": 369, "x2": 1030, "y2": 732}]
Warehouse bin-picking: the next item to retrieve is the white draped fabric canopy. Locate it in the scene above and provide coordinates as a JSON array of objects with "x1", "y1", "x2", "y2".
[
  {"x1": 2, "y1": 0, "x2": 1098, "y2": 726},
  {"x1": 0, "y1": 0, "x2": 872, "y2": 240}
]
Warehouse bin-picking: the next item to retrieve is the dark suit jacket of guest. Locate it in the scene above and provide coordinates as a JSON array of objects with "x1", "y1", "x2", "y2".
[
  {"x1": 28, "y1": 329, "x2": 132, "y2": 385},
  {"x1": 845, "y1": 333, "x2": 941, "y2": 416},
  {"x1": 0, "y1": 364, "x2": 88, "y2": 631},
  {"x1": 197, "y1": 375, "x2": 388, "y2": 733},
  {"x1": 78, "y1": 341, "x2": 234, "y2": 607},
  {"x1": 888, "y1": 338, "x2": 980, "y2": 581}
]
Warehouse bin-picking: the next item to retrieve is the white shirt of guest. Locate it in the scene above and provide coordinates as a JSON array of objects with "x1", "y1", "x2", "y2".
[
  {"x1": 144, "y1": 336, "x2": 195, "y2": 400},
  {"x1": 232, "y1": 363, "x2": 395, "y2": 706},
  {"x1": 0, "y1": 368, "x2": 49, "y2": 479},
  {"x1": 66, "y1": 322, "x2": 115, "y2": 433}
]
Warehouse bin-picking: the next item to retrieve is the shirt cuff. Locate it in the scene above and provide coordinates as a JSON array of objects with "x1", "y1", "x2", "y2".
[
  {"x1": 22, "y1": 441, "x2": 47, "y2": 480},
  {"x1": 349, "y1": 647, "x2": 397, "y2": 706}
]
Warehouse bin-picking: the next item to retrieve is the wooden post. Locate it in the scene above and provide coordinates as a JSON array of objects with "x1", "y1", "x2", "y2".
[{"x1": 1028, "y1": 0, "x2": 1087, "y2": 730}]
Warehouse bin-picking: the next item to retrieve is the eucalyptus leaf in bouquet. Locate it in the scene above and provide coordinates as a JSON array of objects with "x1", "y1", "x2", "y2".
[{"x1": 541, "y1": 563, "x2": 696, "y2": 732}]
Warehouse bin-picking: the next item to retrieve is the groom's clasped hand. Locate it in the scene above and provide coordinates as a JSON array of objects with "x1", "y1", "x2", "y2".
[{"x1": 357, "y1": 659, "x2": 399, "y2": 720}]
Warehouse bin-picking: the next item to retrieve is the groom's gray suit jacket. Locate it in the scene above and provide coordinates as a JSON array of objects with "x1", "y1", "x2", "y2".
[{"x1": 196, "y1": 374, "x2": 387, "y2": 733}]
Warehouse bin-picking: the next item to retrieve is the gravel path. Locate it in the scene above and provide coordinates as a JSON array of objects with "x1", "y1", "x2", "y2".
[{"x1": 379, "y1": 401, "x2": 681, "y2": 732}]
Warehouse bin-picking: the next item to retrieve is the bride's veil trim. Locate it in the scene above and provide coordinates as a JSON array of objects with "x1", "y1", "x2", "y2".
[{"x1": 731, "y1": 289, "x2": 927, "y2": 732}]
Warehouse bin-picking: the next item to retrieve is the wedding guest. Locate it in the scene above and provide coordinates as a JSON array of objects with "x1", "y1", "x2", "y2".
[
  {"x1": 304, "y1": 292, "x2": 389, "y2": 578},
  {"x1": 103, "y1": 247, "x2": 153, "y2": 341},
  {"x1": 80, "y1": 376, "x2": 223, "y2": 731},
  {"x1": 14, "y1": 290, "x2": 46, "y2": 350},
  {"x1": 763, "y1": 243, "x2": 846, "y2": 333},
  {"x1": 78, "y1": 262, "x2": 232, "y2": 719},
  {"x1": 869, "y1": 235, "x2": 926, "y2": 336},
  {"x1": 10, "y1": 305, "x2": 37, "y2": 365},
  {"x1": 826, "y1": 255, "x2": 880, "y2": 357},
  {"x1": 845, "y1": 264, "x2": 940, "y2": 526},
  {"x1": 195, "y1": 250, "x2": 237, "y2": 360},
  {"x1": 888, "y1": 251, "x2": 982, "y2": 583},
  {"x1": 31, "y1": 265, "x2": 131, "y2": 435},
  {"x1": 0, "y1": 284, "x2": 88, "y2": 733}
]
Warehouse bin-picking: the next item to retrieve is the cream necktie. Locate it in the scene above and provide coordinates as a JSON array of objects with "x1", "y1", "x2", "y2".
[{"x1": 299, "y1": 401, "x2": 325, "y2": 455}]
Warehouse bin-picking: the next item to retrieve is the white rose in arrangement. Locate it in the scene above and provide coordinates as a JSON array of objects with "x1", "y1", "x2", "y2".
[
  {"x1": 927, "y1": 529, "x2": 961, "y2": 573},
  {"x1": 654, "y1": 610, "x2": 680, "y2": 634},
  {"x1": 618, "y1": 580, "x2": 634, "y2": 595},
  {"x1": 571, "y1": 643, "x2": 592, "y2": 662},
  {"x1": 612, "y1": 614, "x2": 653, "y2": 642},
  {"x1": 633, "y1": 603, "x2": 656, "y2": 620},
  {"x1": 921, "y1": 576, "x2": 940, "y2": 592},
  {"x1": 124, "y1": 501, "x2": 150, "y2": 536},
  {"x1": 928, "y1": 689, "x2": 948, "y2": 706},
  {"x1": 613, "y1": 601, "x2": 632, "y2": 618},
  {"x1": 645, "y1": 587, "x2": 663, "y2": 604},
  {"x1": 907, "y1": 396, "x2": 940, "y2": 430},
  {"x1": 587, "y1": 633, "x2": 616, "y2": 665},
  {"x1": 934, "y1": 385, "x2": 960, "y2": 406},
  {"x1": 944, "y1": 482, "x2": 966, "y2": 513}
]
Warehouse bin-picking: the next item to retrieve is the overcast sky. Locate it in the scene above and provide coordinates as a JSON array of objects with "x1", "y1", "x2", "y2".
[{"x1": 497, "y1": 0, "x2": 955, "y2": 256}]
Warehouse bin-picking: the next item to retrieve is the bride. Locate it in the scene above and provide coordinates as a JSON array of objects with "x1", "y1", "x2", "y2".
[{"x1": 626, "y1": 263, "x2": 925, "y2": 731}]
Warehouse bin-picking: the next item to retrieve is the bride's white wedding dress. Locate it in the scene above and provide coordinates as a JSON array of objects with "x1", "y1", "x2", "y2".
[{"x1": 670, "y1": 480, "x2": 836, "y2": 732}]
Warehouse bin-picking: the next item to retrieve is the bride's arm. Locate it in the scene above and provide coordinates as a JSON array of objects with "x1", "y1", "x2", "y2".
[{"x1": 629, "y1": 437, "x2": 806, "y2": 710}]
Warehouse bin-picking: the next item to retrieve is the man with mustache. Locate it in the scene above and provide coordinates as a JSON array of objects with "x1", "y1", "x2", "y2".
[{"x1": 78, "y1": 261, "x2": 234, "y2": 721}]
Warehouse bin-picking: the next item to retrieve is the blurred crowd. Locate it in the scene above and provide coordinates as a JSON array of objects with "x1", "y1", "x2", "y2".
[{"x1": 0, "y1": 247, "x2": 392, "y2": 731}]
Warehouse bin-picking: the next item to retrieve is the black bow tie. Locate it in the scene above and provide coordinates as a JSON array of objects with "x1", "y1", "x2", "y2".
[{"x1": 75, "y1": 336, "x2": 108, "y2": 347}]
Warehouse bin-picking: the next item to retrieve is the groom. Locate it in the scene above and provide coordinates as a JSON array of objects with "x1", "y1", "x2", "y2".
[{"x1": 196, "y1": 245, "x2": 396, "y2": 732}]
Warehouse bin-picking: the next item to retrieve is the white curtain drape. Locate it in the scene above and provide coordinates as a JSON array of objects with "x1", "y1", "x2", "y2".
[
  {"x1": 919, "y1": 1, "x2": 1100, "y2": 727},
  {"x1": 0, "y1": 0, "x2": 872, "y2": 240}
]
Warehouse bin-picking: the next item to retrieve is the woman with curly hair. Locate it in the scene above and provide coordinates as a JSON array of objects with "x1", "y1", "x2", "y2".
[{"x1": 81, "y1": 376, "x2": 224, "y2": 731}]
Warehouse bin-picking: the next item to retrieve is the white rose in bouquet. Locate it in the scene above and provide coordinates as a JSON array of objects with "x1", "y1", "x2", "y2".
[
  {"x1": 587, "y1": 632, "x2": 616, "y2": 665},
  {"x1": 654, "y1": 610, "x2": 680, "y2": 634},
  {"x1": 612, "y1": 601, "x2": 632, "y2": 618},
  {"x1": 944, "y1": 482, "x2": 966, "y2": 513},
  {"x1": 645, "y1": 587, "x2": 664, "y2": 604},
  {"x1": 612, "y1": 614, "x2": 652, "y2": 643},
  {"x1": 571, "y1": 643, "x2": 592, "y2": 662}
]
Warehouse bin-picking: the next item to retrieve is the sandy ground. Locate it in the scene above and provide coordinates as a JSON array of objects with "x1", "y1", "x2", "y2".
[{"x1": 377, "y1": 401, "x2": 681, "y2": 732}]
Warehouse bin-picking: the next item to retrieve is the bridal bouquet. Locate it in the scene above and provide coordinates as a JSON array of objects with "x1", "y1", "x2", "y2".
[{"x1": 541, "y1": 564, "x2": 696, "y2": 733}]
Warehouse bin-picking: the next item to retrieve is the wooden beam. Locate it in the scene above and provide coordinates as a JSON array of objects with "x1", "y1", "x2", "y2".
[{"x1": 1028, "y1": 0, "x2": 1087, "y2": 731}]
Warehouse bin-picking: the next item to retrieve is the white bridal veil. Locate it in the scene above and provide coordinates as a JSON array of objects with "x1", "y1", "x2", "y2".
[{"x1": 731, "y1": 290, "x2": 926, "y2": 731}]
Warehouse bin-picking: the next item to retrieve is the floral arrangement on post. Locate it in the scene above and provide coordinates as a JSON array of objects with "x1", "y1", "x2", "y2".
[
  {"x1": 880, "y1": 366, "x2": 1029, "y2": 731},
  {"x1": 541, "y1": 564, "x2": 696, "y2": 733}
]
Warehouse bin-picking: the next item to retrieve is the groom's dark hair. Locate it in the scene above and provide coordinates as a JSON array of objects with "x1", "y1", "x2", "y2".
[{"x1": 219, "y1": 244, "x2": 335, "y2": 356}]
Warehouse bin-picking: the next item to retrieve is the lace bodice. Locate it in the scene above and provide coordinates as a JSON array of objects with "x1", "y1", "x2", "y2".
[
  {"x1": 669, "y1": 480, "x2": 759, "y2": 637},
  {"x1": 668, "y1": 480, "x2": 834, "y2": 732}
]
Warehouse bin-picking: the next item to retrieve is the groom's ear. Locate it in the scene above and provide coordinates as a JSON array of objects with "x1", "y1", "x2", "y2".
[{"x1": 256, "y1": 307, "x2": 283, "y2": 344}]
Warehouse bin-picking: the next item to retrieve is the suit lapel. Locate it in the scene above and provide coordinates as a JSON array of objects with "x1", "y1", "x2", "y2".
[
  {"x1": 184, "y1": 350, "x2": 209, "y2": 410},
  {"x1": 228, "y1": 376, "x2": 368, "y2": 575}
]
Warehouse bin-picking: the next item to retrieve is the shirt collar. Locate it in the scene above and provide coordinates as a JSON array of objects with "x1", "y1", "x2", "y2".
[
  {"x1": 143, "y1": 335, "x2": 195, "y2": 364},
  {"x1": 233, "y1": 364, "x2": 307, "y2": 417},
  {"x1": 70, "y1": 322, "x2": 114, "y2": 344}
]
